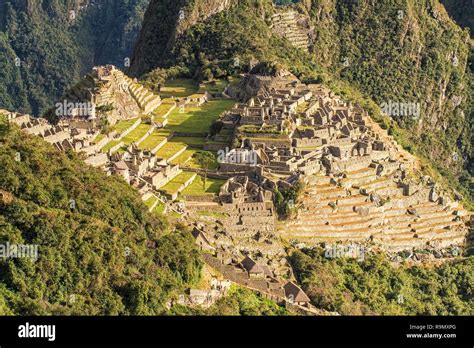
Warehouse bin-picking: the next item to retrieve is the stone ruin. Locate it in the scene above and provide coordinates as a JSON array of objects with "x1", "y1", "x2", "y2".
[
  {"x1": 190, "y1": 71, "x2": 471, "y2": 257},
  {"x1": 270, "y1": 9, "x2": 313, "y2": 52}
]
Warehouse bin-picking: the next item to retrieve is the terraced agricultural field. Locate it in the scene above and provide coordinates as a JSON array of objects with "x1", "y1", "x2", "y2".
[
  {"x1": 198, "y1": 77, "x2": 241, "y2": 94},
  {"x1": 101, "y1": 140, "x2": 121, "y2": 153},
  {"x1": 144, "y1": 196, "x2": 159, "y2": 210},
  {"x1": 153, "y1": 98, "x2": 176, "y2": 119},
  {"x1": 160, "y1": 172, "x2": 196, "y2": 196},
  {"x1": 93, "y1": 133, "x2": 106, "y2": 143},
  {"x1": 186, "y1": 152, "x2": 220, "y2": 170},
  {"x1": 113, "y1": 118, "x2": 139, "y2": 133},
  {"x1": 169, "y1": 149, "x2": 196, "y2": 166},
  {"x1": 166, "y1": 99, "x2": 235, "y2": 134},
  {"x1": 182, "y1": 175, "x2": 226, "y2": 196},
  {"x1": 138, "y1": 129, "x2": 171, "y2": 150},
  {"x1": 154, "y1": 202, "x2": 166, "y2": 215},
  {"x1": 170, "y1": 136, "x2": 207, "y2": 148},
  {"x1": 160, "y1": 79, "x2": 199, "y2": 98},
  {"x1": 154, "y1": 141, "x2": 187, "y2": 161},
  {"x1": 122, "y1": 123, "x2": 152, "y2": 145},
  {"x1": 196, "y1": 211, "x2": 229, "y2": 218}
]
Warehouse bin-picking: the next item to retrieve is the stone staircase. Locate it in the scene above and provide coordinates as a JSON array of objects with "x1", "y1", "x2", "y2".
[
  {"x1": 271, "y1": 10, "x2": 311, "y2": 52},
  {"x1": 280, "y1": 166, "x2": 469, "y2": 251},
  {"x1": 113, "y1": 71, "x2": 162, "y2": 114}
]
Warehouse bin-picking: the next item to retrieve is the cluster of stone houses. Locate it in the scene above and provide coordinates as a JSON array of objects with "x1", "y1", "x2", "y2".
[
  {"x1": 176, "y1": 278, "x2": 232, "y2": 308},
  {"x1": 194, "y1": 71, "x2": 469, "y2": 257},
  {"x1": 223, "y1": 72, "x2": 396, "y2": 178},
  {"x1": 2, "y1": 66, "x2": 179, "y2": 207},
  {"x1": 218, "y1": 175, "x2": 276, "y2": 235},
  {"x1": 4, "y1": 67, "x2": 471, "y2": 312},
  {"x1": 5, "y1": 107, "x2": 183, "y2": 205},
  {"x1": 239, "y1": 255, "x2": 310, "y2": 306},
  {"x1": 5, "y1": 111, "x2": 101, "y2": 154},
  {"x1": 109, "y1": 143, "x2": 181, "y2": 190},
  {"x1": 4, "y1": 68, "x2": 470, "y2": 259}
]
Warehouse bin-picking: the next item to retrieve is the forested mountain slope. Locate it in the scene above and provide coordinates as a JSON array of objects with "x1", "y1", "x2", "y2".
[
  {"x1": 0, "y1": 116, "x2": 201, "y2": 315},
  {"x1": 0, "y1": 0, "x2": 150, "y2": 116}
]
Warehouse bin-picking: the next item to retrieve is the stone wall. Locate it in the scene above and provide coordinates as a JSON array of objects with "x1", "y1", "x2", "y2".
[
  {"x1": 331, "y1": 156, "x2": 373, "y2": 173},
  {"x1": 294, "y1": 137, "x2": 323, "y2": 148},
  {"x1": 84, "y1": 153, "x2": 108, "y2": 167},
  {"x1": 119, "y1": 118, "x2": 141, "y2": 139},
  {"x1": 136, "y1": 125, "x2": 156, "y2": 146}
]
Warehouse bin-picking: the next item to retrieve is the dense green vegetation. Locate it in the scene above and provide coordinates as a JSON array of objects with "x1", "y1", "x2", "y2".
[
  {"x1": 0, "y1": 0, "x2": 149, "y2": 115},
  {"x1": 130, "y1": 0, "x2": 314, "y2": 79},
  {"x1": 289, "y1": 247, "x2": 474, "y2": 315},
  {"x1": 166, "y1": 99, "x2": 235, "y2": 134},
  {"x1": 0, "y1": 116, "x2": 203, "y2": 315},
  {"x1": 170, "y1": 286, "x2": 290, "y2": 315},
  {"x1": 273, "y1": 181, "x2": 304, "y2": 219},
  {"x1": 0, "y1": 0, "x2": 472, "y2": 317},
  {"x1": 305, "y1": 0, "x2": 473, "y2": 205}
]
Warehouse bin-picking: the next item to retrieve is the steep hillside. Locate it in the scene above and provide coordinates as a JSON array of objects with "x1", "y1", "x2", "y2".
[
  {"x1": 130, "y1": 0, "x2": 238, "y2": 75},
  {"x1": 305, "y1": 0, "x2": 473, "y2": 201},
  {"x1": 289, "y1": 247, "x2": 474, "y2": 315},
  {"x1": 0, "y1": 0, "x2": 149, "y2": 116},
  {"x1": 0, "y1": 116, "x2": 202, "y2": 315},
  {"x1": 130, "y1": 0, "x2": 473, "y2": 204},
  {"x1": 0, "y1": 32, "x2": 29, "y2": 113}
]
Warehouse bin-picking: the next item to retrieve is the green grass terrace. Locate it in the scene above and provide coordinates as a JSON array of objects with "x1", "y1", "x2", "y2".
[
  {"x1": 153, "y1": 98, "x2": 176, "y2": 121},
  {"x1": 159, "y1": 79, "x2": 199, "y2": 98},
  {"x1": 122, "y1": 123, "x2": 152, "y2": 145},
  {"x1": 112, "y1": 118, "x2": 140, "y2": 133},
  {"x1": 160, "y1": 172, "x2": 196, "y2": 197},
  {"x1": 185, "y1": 152, "x2": 220, "y2": 170},
  {"x1": 198, "y1": 76, "x2": 241, "y2": 95},
  {"x1": 154, "y1": 141, "x2": 187, "y2": 161},
  {"x1": 182, "y1": 175, "x2": 226, "y2": 196},
  {"x1": 154, "y1": 202, "x2": 166, "y2": 215},
  {"x1": 169, "y1": 136, "x2": 207, "y2": 148},
  {"x1": 144, "y1": 196, "x2": 159, "y2": 210},
  {"x1": 166, "y1": 99, "x2": 235, "y2": 134},
  {"x1": 101, "y1": 139, "x2": 121, "y2": 153},
  {"x1": 169, "y1": 149, "x2": 196, "y2": 166},
  {"x1": 138, "y1": 129, "x2": 171, "y2": 151}
]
